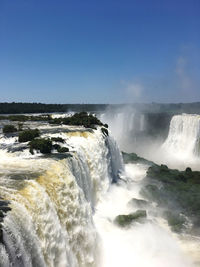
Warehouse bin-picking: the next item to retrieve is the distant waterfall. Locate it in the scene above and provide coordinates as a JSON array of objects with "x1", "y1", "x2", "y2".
[
  {"x1": 162, "y1": 114, "x2": 200, "y2": 158},
  {"x1": 0, "y1": 127, "x2": 123, "y2": 267},
  {"x1": 99, "y1": 111, "x2": 145, "y2": 148}
]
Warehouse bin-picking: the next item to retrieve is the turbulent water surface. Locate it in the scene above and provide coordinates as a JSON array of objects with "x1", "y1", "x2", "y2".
[{"x1": 0, "y1": 114, "x2": 200, "y2": 266}]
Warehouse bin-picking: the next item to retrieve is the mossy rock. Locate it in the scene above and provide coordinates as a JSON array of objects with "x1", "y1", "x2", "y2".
[
  {"x1": 3, "y1": 124, "x2": 17, "y2": 133},
  {"x1": 115, "y1": 210, "x2": 147, "y2": 227},
  {"x1": 128, "y1": 198, "x2": 149, "y2": 208},
  {"x1": 140, "y1": 184, "x2": 162, "y2": 203},
  {"x1": 18, "y1": 129, "x2": 40, "y2": 142},
  {"x1": 163, "y1": 210, "x2": 186, "y2": 232},
  {"x1": 122, "y1": 152, "x2": 155, "y2": 166},
  {"x1": 29, "y1": 138, "x2": 52, "y2": 154}
]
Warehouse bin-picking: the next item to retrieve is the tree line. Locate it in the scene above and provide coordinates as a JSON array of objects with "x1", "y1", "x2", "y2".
[{"x1": 0, "y1": 102, "x2": 108, "y2": 114}]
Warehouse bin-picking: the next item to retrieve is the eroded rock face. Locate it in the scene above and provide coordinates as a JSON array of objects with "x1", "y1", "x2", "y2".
[
  {"x1": 0, "y1": 198, "x2": 11, "y2": 243},
  {"x1": 114, "y1": 210, "x2": 147, "y2": 227}
]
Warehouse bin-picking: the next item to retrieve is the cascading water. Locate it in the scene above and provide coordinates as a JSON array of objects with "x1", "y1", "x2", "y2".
[
  {"x1": 99, "y1": 109, "x2": 146, "y2": 151},
  {"x1": 0, "y1": 117, "x2": 199, "y2": 267},
  {"x1": 0, "y1": 124, "x2": 123, "y2": 267},
  {"x1": 162, "y1": 114, "x2": 200, "y2": 159},
  {"x1": 94, "y1": 163, "x2": 196, "y2": 267}
]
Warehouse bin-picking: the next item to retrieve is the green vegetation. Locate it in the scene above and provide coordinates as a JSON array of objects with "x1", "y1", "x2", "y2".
[
  {"x1": 1, "y1": 102, "x2": 200, "y2": 115},
  {"x1": 0, "y1": 111, "x2": 106, "y2": 130},
  {"x1": 0, "y1": 102, "x2": 108, "y2": 114},
  {"x1": 0, "y1": 114, "x2": 51, "y2": 122},
  {"x1": 163, "y1": 210, "x2": 186, "y2": 232},
  {"x1": 2, "y1": 124, "x2": 17, "y2": 133},
  {"x1": 115, "y1": 210, "x2": 147, "y2": 227},
  {"x1": 17, "y1": 122, "x2": 23, "y2": 131},
  {"x1": 140, "y1": 184, "x2": 163, "y2": 204},
  {"x1": 146, "y1": 164, "x2": 200, "y2": 184},
  {"x1": 18, "y1": 129, "x2": 40, "y2": 142},
  {"x1": 122, "y1": 151, "x2": 155, "y2": 166},
  {"x1": 29, "y1": 138, "x2": 52, "y2": 154},
  {"x1": 140, "y1": 163, "x2": 200, "y2": 232},
  {"x1": 50, "y1": 112, "x2": 104, "y2": 128},
  {"x1": 128, "y1": 198, "x2": 149, "y2": 209},
  {"x1": 29, "y1": 138, "x2": 69, "y2": 154},
  {"x1": 52, "y1": 143, "x2": 69, "y2": 153},
  {"x1": 57, "y1": 147, "x2": 69, "y2": 153},
  {"x1": 52, "y1": 144, "x2": 61, "y2": 150},
  {"x1": 101, "y1": 127, "x2": 109, "y2": 136}
]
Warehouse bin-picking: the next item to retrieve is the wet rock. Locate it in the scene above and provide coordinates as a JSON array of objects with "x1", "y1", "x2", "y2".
[
  {"x1": 128, "y1": 198, "x2": 149, "y2": 208},
  {"x1": 0, "y1": 200, "x2": 10, "y2": 207},
  {"x1": 115, "y1": 210, "x2": 147, "y2": 227},
  {"x1": 0, "y1": 206, "x2": 11, "y2": 213},
  {"x1": 163, "y1": 210, "x2": 186, "y2": 233}
]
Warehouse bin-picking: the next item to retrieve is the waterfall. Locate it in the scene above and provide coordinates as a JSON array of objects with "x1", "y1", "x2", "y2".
[
  {"x1": 99, "y1": 109, "x2": 146, "y2": 151},
  {"x1": 162, "y1": 114, "x2": 200, "y2": 158},
  {"x1": 0, "y1": 126, "x2": 123, "y2": 267}
]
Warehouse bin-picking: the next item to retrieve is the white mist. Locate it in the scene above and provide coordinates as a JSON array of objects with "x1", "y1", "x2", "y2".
[{"x1": 94, "y1": 163, "x2": 195, "y2": 267}]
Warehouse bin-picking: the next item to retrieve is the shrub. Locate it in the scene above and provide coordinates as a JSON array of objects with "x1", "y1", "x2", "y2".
[
  {"x1": 3, "y1": 124, "x2": 17, "y2": 133},
  {"x1": 101, "y1": 127, "x2": 109, "y2": 136},
  {"x1": 18, "y1": 129, "x2": 40, "y2": 142},
  {"x1": 52, "y1": 143, "x2": 69, "y2": 153},
  {"x1": 29, "y1": 138, "x2": 52, "y2": 154},
  {"x1": 62, "y1": 112, "x2": 103, "y2": 128},
  {"x1": 18, "y1": 123, "x2": 23, "y2": 131},
  {"x1": 57, "y1": 147, "x2": 69, "y2": 153},
  {"x1": 8, "y1": 115, "x2": 27, "y2": 122},
  {"x1": 53, "y1": 144, "x2": 61, "y2": 150}
]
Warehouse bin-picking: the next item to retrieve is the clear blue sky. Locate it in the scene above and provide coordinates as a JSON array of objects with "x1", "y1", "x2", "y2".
[{"x1": 0, "y1": 0, "x2": 199, "y2": 103}]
